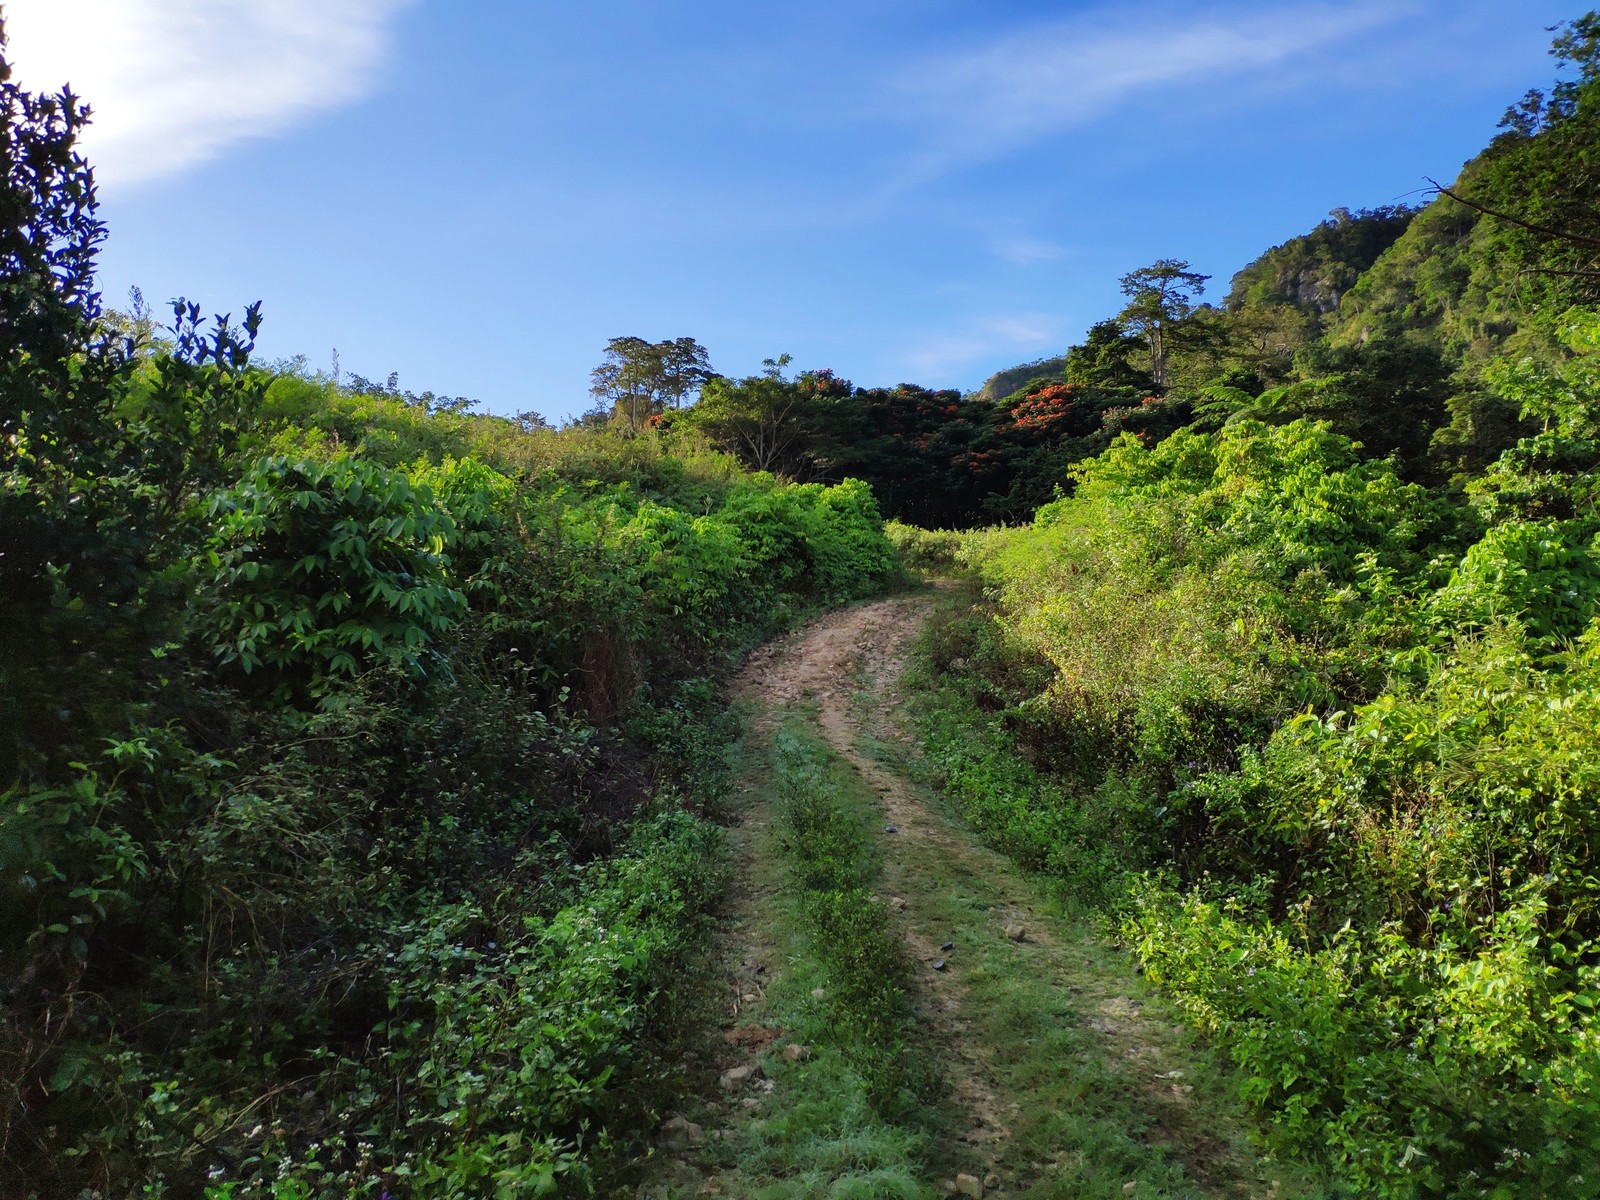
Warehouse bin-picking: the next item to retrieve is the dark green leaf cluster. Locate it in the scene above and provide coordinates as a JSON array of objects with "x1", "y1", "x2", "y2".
[{"x1": 201, "y1": 457, "x2": 466, "y2": 699}]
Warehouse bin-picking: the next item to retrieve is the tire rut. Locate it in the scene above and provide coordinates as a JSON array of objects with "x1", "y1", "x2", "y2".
[
  {"x1": 735, "y1": 594, "x2": 1014, "y2": 1155},
  {"x1": 694, "y1": 591, "x2": 1293, "y2": 1199}
]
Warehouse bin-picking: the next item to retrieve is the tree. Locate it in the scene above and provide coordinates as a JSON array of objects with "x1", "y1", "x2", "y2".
[
  {"x1": 685, "y1": 354, "x2": 816, "y2": 475},
  {"x1": 0, "y1": 22, "x2": 264, "y2": 781},
  {"x1": 339, "y1": 368, "x2": 480, "y2": 415},
  {"x1": 658, "y1": 336, "x2": 714, "y2": 411},
  {"x1": 589, "y1": 335, "x2": 714, "y2": 431},
  {"x1": 589, "y1": 335, "x2": 657, "y2": 430},
  {"x1": 1063, "y1": 319, "x2": 1153, "y2": 394},
  {"x1": 102, "y1": 285, "x2": 163, "y2": 358},
  {"x1": 1499, "y1": 12, "x2": 1600, "y2": 136},
  {"x1": 0, "y1": 32, "x2": 129, "y2": 782},
  {"x1": 1116, "y1": 259, "x2": 1209, "y2": 389}
]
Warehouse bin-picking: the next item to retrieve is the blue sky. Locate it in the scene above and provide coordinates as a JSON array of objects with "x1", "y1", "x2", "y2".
[{"x1": 6, "y1": 0, "x2": 1584, "y2": 420}]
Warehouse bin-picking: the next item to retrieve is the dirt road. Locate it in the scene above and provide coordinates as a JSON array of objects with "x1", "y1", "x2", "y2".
[{"x1": 637, "y1": 592, "x2": 1315, "y2": 1200}]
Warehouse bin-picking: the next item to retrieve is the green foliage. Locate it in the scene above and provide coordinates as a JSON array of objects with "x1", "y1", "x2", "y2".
[
  {"x1": 1063, "y1": 319, "x2": 1154, "y2": 394},
  {"x1": 827, "y1": 382, "x2": 996, "y2": 527},
  {"x1": 1226, "y1": 206, "x2": 1417, "y2": 317},
  {"x1": 911, "y1": 612, "x2": 1140, "y2": 908},
  {"x1": 221, "y1": 807, "x2": 726, "y2": 1197},
  {"x1": 1, "y1": 772, "x2": 149, "y2": 979},
  {"x1": 589, "y1": 334, "x2": 713, "y2": 431},
  {"x1": 1198, "y1": 338, "x2": 1452, "y2": 476},
  {"x1": 201, "y1": 457, "x2": 466, "y2": 698},
  {"x1": 1431, "y1": 519, "x2": 1600, "y2": 641},
  {"x1": 21, "y1": 4, "x2": 1600, "y2": 1192},
  {"x1": 883, "y1": 520, "x2": 964, "y2": 572},
  {"x1": 0, "y1": 54, "x2": 268, "y2": 788},
  {"x1": 970, "y1": 354, "x2": 1069, "y2": 403},
  {"x1": 681, "y1": 355, "x2": 847, "y2": 478},
  {"x1": 1330, "y1": 13, "x2": 1600, "y2": 413},
  {"x1": 841, "y1": 11, "x2": 1600, "y2": 524},
  {"x1": 0, "y1": 47, "x2": 900, "y2": 1191},
  {"x1": 5, "y1": 402, "x2": 896, "y2": 1196},
  {"x1": 1115, "y1": 259, "x2": 1210, "y2": 390},
  {"x1": 1131, "y1": 626, "x2": 1600, "y2": 1194},
  {"x1": 914, "y1": 309, "x2": 1600, "y2": 1194},
  {"x1": 1468, "y1": 311, "x2": 1600, "y2": 517}
]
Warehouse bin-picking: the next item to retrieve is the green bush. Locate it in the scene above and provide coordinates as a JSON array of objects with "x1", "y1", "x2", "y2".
[
  {"x1": 7, "y1": 394, "x2": 898, "y2": 1196},
  {"x1": 883, "y1": 520, "x2": 964, "y2": 571},
  {"x1": 918, "y1": 331, "x2": 1600, "y2": 1195},
  {"x1": 1430, "y1": 519, "x2": 1600, "y2": 641},
  {"x1": 0, "y1": 43, "x2": 906, "y2": 1196},
  {"x1": 225, "y1": 807, "x2": 726, "y2": 1198},
  {"x1": 201, "y1": 456, "x2": 466, "y2": 700}
]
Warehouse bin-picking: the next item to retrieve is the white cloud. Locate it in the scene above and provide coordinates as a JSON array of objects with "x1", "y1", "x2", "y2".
[
  {"x1": 3, "y1": 0, "x2": 414, "y2": 187},
  {"x1": 993, "y1": 236, "x2": 1069, "y2": 266},
  {"x1": 893, "y1": 1, "x2": 1413, "y2": 169},
  {"x1": 901, "y1": 313, "x2": 1062, "y2": 378}
]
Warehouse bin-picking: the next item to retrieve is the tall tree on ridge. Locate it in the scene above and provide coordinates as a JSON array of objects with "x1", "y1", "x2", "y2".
[
  {"x1": 589, "y1": 335, "x2": 714, "y2": 431},
  {"x1": 1117, "y1": 259, "x2": 1209, "y2": 390},
  {"x1": 686, "y1": 353, "x2": 820, "y2": 476},
  {"x1": 658, "y1": 336, "x2": 714, "y2": 411}
]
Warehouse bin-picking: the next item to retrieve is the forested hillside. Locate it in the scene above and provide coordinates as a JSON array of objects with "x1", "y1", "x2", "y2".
[
  {"x1": 902, "y1": 14, "x2": 1600, "y2": 1198},
  {"x1": 0, "y1": 42, "x2": 898, "y2": 1196}
]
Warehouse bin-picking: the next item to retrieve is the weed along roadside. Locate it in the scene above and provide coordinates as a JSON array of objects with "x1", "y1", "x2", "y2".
[{"x1": 633, "y1": 591, "x2": 1327, "y2": 1200}]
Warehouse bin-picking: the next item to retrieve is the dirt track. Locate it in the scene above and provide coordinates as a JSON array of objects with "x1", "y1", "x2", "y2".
[
  {"x1": 647, "y1": 592, "x2": 1307, "y2": 1199},
  {"x1": 735, "y1": 593, "x2": 1017, "y2": 1145}
]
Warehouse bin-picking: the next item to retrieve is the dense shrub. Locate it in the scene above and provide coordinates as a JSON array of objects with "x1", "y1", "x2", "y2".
[
  {"x1": 202, "y1": 456, "x2": 467, "y2": 699},
  {"x1": 884, "y1": 520, "x2": 965, "y2": 571},
  {"x1": 917, "y1": 314, "x2": 1600, "y2": 1196},
  {"x1": 2, "y1": 416, "x2": 897, "y2": 1194}
]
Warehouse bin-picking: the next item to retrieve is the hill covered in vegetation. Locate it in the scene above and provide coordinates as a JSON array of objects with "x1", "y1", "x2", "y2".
[
  {"x1": 9, "y1": 7, "x2": 1600, "y2": 1199},
  {"x1": 639, "y1": 13, "x2": 1597, "y2": 531}
]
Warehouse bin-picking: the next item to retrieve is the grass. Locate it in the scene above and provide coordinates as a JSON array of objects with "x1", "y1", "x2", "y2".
[
  {"x1": 633, "y1": 588, "x2": 1332, "y2": 1199},
  {"x1": 633, "y1": 711, "x2": 953, "y2": 1199},
  {"x1": 771, "y1": 723, "x2": 927, "y2": 1118}
]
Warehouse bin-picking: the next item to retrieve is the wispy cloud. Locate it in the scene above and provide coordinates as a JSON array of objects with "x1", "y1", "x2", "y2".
[
  {"x1": 891, "y1": 1, "x2": 1412, "y2": 171},
  {"x1": 992, "y1": 236, "x2": 1069, "y2": 267},
  {"x1": 4, "y1": 0, "x2": 414, "y2": 188},
  {"x1": 901, "y1": 313, "x2": 1063, "y2": 379}
]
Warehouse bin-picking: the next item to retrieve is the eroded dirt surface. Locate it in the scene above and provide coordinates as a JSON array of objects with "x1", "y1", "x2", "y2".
[
  {"x1": 630, "y1": 595, "x2": 1292, "y2": 1200},
  {"x1": 652, "y1": 593, "x2": 1290, "y2": 1199},
  {"x1": 735, "y1": 593, "x2": 1015, "y2": 1146}
]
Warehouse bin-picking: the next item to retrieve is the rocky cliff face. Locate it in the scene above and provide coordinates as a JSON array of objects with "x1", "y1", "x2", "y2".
[
  {"x1": 1284, "y1": 269, "x2": 1349, "y2": 315},
  {"x1": 1226, "y1": 206, "x2": 1416, "y2": 317}
]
